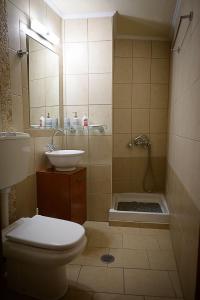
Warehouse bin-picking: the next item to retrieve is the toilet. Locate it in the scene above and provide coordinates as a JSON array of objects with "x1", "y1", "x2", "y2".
[
  {"x1": 0, "y1": 132, "x2": 86, "y2": 300},
  {"x1": 3, "y1": 215, "x2": 87, "y2": 300}
]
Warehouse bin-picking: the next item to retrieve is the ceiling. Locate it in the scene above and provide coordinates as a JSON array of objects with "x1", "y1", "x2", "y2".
[{"x1": 45, "y1": 0, "x2": 177, "y2": 24}]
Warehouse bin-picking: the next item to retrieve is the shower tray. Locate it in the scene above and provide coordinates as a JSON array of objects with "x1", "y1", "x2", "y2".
[{"x1": 109, "y1": 193, "x2": 169, "y2": 226}]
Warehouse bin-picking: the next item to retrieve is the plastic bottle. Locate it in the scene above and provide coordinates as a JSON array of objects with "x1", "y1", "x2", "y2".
[
  {"x1": 46, "y1": 112, "x2": 52, "y2": 128},
  {"x1": 39, "y1": 114, "x2": 45, "y2": 128},
  {"x1": 82, "y1": 115, "x2": 88, "y2": 127},
  {"x1": 71, "y1": 112, "x2": 81, "y2": 131}
]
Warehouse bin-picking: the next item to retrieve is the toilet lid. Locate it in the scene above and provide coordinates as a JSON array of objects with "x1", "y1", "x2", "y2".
[{"x1": 6, "y1": 215, "x2": 85, "y2": 250}]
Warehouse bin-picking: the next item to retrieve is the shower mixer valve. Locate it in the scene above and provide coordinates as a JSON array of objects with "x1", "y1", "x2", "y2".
[{"x1": 128, "y1": 135, "x2": 151, "y2": 149}]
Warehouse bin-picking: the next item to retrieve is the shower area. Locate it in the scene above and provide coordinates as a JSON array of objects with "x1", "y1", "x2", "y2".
[{"x1": 110, "y1": 39, "x2": 170, "y2": 226}]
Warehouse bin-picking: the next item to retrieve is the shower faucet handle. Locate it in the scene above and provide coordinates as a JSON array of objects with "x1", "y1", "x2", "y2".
[{"x1": 127, "y1": 141, "x2": 134, "y2": 148}]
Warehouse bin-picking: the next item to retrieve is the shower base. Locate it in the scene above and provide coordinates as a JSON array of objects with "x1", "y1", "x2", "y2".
[{"x1": 109, "y1": 193, "x2": 169, "y2": 227}]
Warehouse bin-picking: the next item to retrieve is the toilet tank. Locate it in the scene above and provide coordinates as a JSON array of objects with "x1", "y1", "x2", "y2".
[{"x1": 0, "y1": 132, "x2": 31, "y2": 189}]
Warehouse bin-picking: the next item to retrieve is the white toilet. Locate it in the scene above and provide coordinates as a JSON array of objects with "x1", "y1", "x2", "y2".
[{"x1": 0, "y1": 132, "x2": 87, "y2": 300}]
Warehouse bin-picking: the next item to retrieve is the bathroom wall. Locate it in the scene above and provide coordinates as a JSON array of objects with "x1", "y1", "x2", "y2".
[
  {"x1": 113, "y1": 39, "x2": 170, "y2": 193},
  {"x1": 166, "y1": 0, "x2": 200, "y2": 299},
  {"x1": 63, "y1": 17, "x2": 113, "y2": 221},
  {"x1": 2, "y1": 0, "x2": 63, "y2": 222}
]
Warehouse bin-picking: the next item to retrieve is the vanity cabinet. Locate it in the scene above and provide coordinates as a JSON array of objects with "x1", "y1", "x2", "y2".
[{"x1": 36, "y1": 168, "x2": 86, "y2": 224}]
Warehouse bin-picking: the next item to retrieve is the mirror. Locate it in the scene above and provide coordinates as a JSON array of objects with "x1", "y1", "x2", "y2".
[{"x1": 28, "y1": 37, "x2": 59, "y2": 129}]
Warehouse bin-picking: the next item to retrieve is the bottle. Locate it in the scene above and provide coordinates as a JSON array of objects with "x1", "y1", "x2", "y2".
[
  {"x1": 39, "y1": 114, "x2": 45, "y2": 128},
  {"x1": 52, "y1": 117, "x2": 58, "y2": 128},
  {"x1": 82, "y1": 115, "x2": 88, "y2": 127},
  {"x1": 71, "y1": 112, "x2": 81, "y2": 131},
  {"x1": 64, "y1": 115, "x2": 70, "y2": 130},
  {"x1": 46, "y1": 112, "x2": 52, "y2": 128}
]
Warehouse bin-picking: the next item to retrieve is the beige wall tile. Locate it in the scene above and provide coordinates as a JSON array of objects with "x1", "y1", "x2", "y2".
[
  {"x1": 45, "y1": 76, "x2": 59, "y2": 106},
  {"x1": 150, "y1": 134, "x2": 167, "y2": 157},
  {"x1": 64, "y1": 19, "x2": 87, "y2": 42},
  {"x1": 133, "y1": 40, "x2": 151, "y2": 58},
  {"x1": 133, "y1": 58, "x2": 151, "y2": 83},
  {"x1": 113, "y1": 109, "x2": 131, "y2": 133},
  {"x1": 89, "y1": 105, "x2": 112, "y2": 135},
  {"x1": 150, "y1": 84, "x2": 169, "y2": 109},
  {"x1": 65, "y1": 105, "x2": 88, "y2": 120},
  {"x1": 34, "y1": 137, "x2": 51, "y2": 170},
  {"x1": 152, "y1": 41, "x2": 170, "y2": 58},
  {"x1": 29, "y1": 49, "x2": 45, "y2": 80},
  {"x1": 16, "y1": 175, "x2": 36, "y2": 219},
  {"x1": 150, "y1": 109, "x2": 168, "y2": 133},
  {"x1": 45, "y1": 49, "x2": 59, "y2": 77},
  {"x1": 151, "y1": 59, "x2": 169, "y2": 83},
  {"x1": 132, "y1": 109, "x2": 149, "y2": 133},
  {"x1": 114, "y1": 57, "x2": 132, "y2": 83},
  {"x1": 29, "y1": 79, "x2": 45, "y2": 108},
  {"x1": 89, "y1": 73, "x2": 112, "y2": 105},
  {"x1": 113, "y1": 84, "x2": 132, "y2": 108},
  {"x1": 9, "y1": 49, "x2": 22, "y2": 95},
  {"x1": 113, "y1": 158, "x2": 132, "y2": 179},
  {"x1": 124, "y1": 269, "x2": 175, "y2": 297},
  {"x1": 132, "y1": 84, "x2": 150, "y2": 108},
  {"x1": 7, "y1": 1, "x2": 21, "y2": 51},
  {"x1": 89, "y1": 136, "x2": 112, "y2": 164},
  {"x1": 64, "y1": 43, "x2": 88, "y2": 74},
  {"x1": 65, "y1": 74, "x2": 88, "y2": 105},
  {"x1": 113, "y1": 134, "x2": 132, "y2": 157},
  {"x1": 89, "y1": 41, "x2": 112, "y2": 73},
  {"x1": 87, "y1": 194, "x2": 111, "y2": 221},
  {"x1": 115, "y1": 39, "x2": 132, "y2": 57},
  {"x1": 46, "y1": 5, "x2": 61, "y2": 38},
  {"x1": 11, "y1": 95, "x2": 24, "y2": 131},
  {"x1": 88, "y1": 17, "x2": 112, "y2": 41},
  {"x1": 67, "y1": 135, "x2": 88, "y2": 165},
  {"x1": 88, "y1": 165, "x2": 112, "y2": 194},
  {"x1": 30, "y1": 107, "x2": 45, "y2": 126},
  {"x1": 30, "y1": 0, "x2": 46, "y2": 24}
]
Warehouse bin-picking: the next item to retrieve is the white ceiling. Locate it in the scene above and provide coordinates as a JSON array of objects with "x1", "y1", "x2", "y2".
[{"x1": 45, "y1": 0, "x2": 177, "y2": 25}]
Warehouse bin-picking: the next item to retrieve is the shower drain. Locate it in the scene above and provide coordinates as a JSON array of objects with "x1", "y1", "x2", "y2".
[{"x1": 101, "y1": 254, "x2": 115, "y2": 263}]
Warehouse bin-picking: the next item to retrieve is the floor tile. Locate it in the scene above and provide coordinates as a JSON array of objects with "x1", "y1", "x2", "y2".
[
  {"x1": 63, "y1": 287, "x2": 93, "y2": 300},
  {"x1": 88, "y1": 231, "x2": 123, "y2": 248},
  {"x1": 169, "y1": 271, "x2": 183, "y2": 298},
  {"x1": 94, "y1": 293, "x2": 144, "y2": 300},
  {"x1": 70, "y1": 247, "x2": 109, "y2": 266},
  {"x1": 78, "y1": 266, "x2": 124, "y2": 293},
  {"x1": 66, "y1": 265, "x2": 81, "y2": 283},
  {"x1": 147, "y1": 250, "x2": 177, "y2": 270},
  {"x1": 123, "y1": 234, "x2": 160, "y2": 250},
  {"x1": 157, "y1": 236, "x2": 173, "y2": 250},
  {"x1": 108, "y1": 248, "x2": 149, "y2": 269},
  {"x1": 124, "y1": 269, "x2": 175, "y2": 297},
  {"x1": 145, "y1": 297, "x2": 183, "y2": 300},
  {"x1": 139, "y1": 228, "x2": 170, "y2": 238}
]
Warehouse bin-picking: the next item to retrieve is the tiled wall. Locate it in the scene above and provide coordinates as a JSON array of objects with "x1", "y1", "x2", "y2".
[
  {"x1": 166, "y1": 0, "x2": 200, "y2": 299},
  {"x1": 63, "y1": 17, "x2": 113, "y2": 221},
  {"x1": 3, "y1": 0, "x2": 63, "y2": 222},
  {"x1": 113, "y1": 39, "x2": 170, "y2": 193}
]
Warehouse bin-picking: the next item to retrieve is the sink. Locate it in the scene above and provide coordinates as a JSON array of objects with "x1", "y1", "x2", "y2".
[{"x1": 45, "y1": 150, "x2": 85, "y2": 171}]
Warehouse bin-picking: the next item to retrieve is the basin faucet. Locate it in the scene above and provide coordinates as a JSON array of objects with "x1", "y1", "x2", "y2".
[{"x1": 47, "y1": 129, "x2": 65, "y2": 152}]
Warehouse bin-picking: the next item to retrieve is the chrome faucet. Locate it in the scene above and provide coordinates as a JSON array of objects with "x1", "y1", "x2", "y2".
[
  {"x1": 47, "y1": 129, "x2": 65, "y2": 152},
  {"x1": 134, "y1": 135, "x2": 150, "y2": 148}
]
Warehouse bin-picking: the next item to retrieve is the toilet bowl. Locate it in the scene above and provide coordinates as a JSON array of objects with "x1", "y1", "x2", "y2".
[{"x1": 2, "y1": 215, "x2": 87, "y2": 300}]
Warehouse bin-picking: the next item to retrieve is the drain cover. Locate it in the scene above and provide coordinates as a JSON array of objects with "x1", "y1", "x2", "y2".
[{"x1": 101, "y1": 254, "x2": 115, "y2": 263}]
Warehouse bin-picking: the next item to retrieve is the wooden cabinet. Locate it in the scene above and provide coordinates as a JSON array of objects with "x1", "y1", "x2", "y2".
[{"x1": 36, "y1": 168, "x2": 86, "y2": 224}]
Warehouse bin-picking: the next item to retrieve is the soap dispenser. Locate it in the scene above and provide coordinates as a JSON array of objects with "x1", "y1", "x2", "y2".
[
  {"x1": 46, "y1": 112, "x2": 52, "y2": 128},
  {"x1": 71, "y1": 112, "x2": 81, "y2": 131}
]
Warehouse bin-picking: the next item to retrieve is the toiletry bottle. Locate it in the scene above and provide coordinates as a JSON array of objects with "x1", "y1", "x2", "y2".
[
  {"x1": 46, "y1": 112, "x2": 52, "y2": 128},
  {"x1": 82, "y1": 115, "x2": 88, "y2": 127},
  {"x1": 52, "y1": 117, "x2": 58, "y2": 128},
  {"x1": 71, "y1": 112, "x2": 80, "y2": 131},
  {"x1": 40, "y1": 114, "x2": 45, "y2": 128},
  {"x1": 64, "y1": 114, "x2": 70, "y2": 130}
]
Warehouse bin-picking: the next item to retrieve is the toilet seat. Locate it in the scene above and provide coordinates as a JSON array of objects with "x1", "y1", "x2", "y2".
[{"x1": 6, "y1": 215, "x2": 85, "y2": 250}]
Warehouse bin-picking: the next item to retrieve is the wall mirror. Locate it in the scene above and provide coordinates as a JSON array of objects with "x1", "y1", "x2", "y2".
[{"x1": 28, "y1": 37, "x2": 59, "y2": 129}]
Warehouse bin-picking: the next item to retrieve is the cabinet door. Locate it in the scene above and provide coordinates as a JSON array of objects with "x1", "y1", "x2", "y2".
[
  {"x1": 37, "y1": 172, "x2": 70, "y2": 220},
  {"x1": 70, "y1": 170, "x2": 86, "y2": 224}
]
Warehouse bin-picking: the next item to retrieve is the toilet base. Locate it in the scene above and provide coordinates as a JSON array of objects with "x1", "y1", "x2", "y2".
[{"x1": 7, "y1": 259, "x2": 68, "y2": 300}]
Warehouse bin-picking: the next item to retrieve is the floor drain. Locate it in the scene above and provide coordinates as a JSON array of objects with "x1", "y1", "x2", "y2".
[{"x1": 101, "y1": 254, "x2": 115, "y2": 263}]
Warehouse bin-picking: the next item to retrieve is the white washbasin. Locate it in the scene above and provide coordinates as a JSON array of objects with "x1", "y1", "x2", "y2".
[{"x1": 45, "y1": 150, "x2": 85, "y2": 171}]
